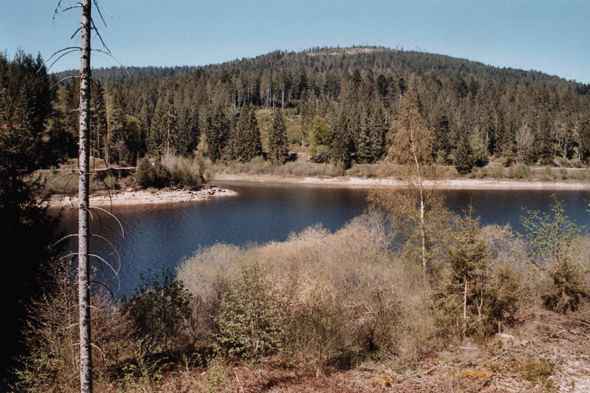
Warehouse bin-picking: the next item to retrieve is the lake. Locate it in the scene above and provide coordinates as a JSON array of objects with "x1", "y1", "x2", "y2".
[{"x1": 54, "y1": 182, "x2": 590, "y2": 296}]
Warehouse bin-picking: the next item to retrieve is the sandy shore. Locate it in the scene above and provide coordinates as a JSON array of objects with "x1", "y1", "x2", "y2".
[
  {"x1": 216, "y1": 174, "x2": 590, "y2": 190},
  {"x1": 48, "y1": 186, "x2": 237, "y2": 207}
]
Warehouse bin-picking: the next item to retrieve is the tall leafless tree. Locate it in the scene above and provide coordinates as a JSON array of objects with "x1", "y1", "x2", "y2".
[
  {"x1": 50, "y1": 1, "x2": 124, "y2": 391},
  {"x1": 78, "y1": 0, "x2": 93, "y2": 391}
]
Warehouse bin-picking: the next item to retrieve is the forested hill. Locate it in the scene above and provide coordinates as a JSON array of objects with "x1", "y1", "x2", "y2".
[
  {"x1": 55, "y1": 46, "x2": 587, "y2": 91},
  {"x1": 7, "y1": 46, "x2": 590, "y2": 174}
]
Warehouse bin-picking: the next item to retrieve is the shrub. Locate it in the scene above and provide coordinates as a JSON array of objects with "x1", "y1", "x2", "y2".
[
  {"x1": 178, "y1": 212, "x2": 436, "y2": 366},
  {"x1": 135, "y1": 158, "x2": 170, "y2": 189},
  {"x1": 136, "y1": 157, "x2": 156, "y2": 188},
  {"x1": 491, "y1": 166, "x2": 504, "y2": 179},
  {"x1": 544, "y1": 166, "x2": 553, "y2": 179},
  {"x1": 542, "y1": 259, "x2": 587, "y2": 313},
  {"x1": 122, "y1": 269, "x2": 193, "y2": 354},
  {"x1": 520, "y1": 198, "x2": 587, "y2": 313},
  {"x1": 15, "y1": 260, "x2": 133, "y2": 391},
  {"x1": 512, "y1": 163, "x2": 530, "y2": 179},
  {"x1": 212, "y1": 263, "x2": 284, "y2": 360}
]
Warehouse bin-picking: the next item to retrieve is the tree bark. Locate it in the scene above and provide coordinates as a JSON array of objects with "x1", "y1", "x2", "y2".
[
  {"x1": 410, "y1": 126, "x2": 428, "y2": 275},
  {"x1": 78, "y1": 0, "x2": 93, "y2": 391}
]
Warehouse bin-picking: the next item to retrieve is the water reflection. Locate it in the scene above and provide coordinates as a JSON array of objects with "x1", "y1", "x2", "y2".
[{"x1": 53, "y1": 182, "x2": 590, "y2": 296}]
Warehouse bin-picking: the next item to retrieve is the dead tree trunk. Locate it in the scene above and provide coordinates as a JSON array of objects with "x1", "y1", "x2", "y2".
[{"x1": 78, "y1": 0, "x2": 93, "y2": 391}]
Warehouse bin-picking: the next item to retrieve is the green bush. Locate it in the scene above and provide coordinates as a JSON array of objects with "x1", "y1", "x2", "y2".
[
  {"x1": 491, "y1": 166, "x2": 504, "y2": 179},
  {"x1": 122, "y1": 269, "x2": 193, "y2": 354},
  {"x1": 136, "y1": 158, "x2": 156, "y2": 188},
  {"x1": 520, "y1": 198, "x2": 587, "y2": 313},
  {"x1": 135, "y1": 158, "x2": 170, "y2": 189},
  {"x1": 512, "y1": 163, "x2": 530, "y2": 179},
  {"x1": 544, "y1": 166, "x2": 554, "y2": 179},
  {"x1": 212, "y1": 263, "x2": 284, "y2": 360}
]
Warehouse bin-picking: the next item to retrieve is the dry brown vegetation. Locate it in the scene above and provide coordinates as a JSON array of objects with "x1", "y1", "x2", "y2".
[{"x1": 13, "y1": 198, "x2": 590, "y2": 392}]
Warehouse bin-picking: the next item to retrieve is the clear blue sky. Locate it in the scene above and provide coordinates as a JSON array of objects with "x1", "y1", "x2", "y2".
[{"x1": 1, "y1": 0, "x2": 589, "y2": 83}]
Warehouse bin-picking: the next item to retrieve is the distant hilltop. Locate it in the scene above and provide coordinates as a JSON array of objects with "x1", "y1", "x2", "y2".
[{"x1": 53, "y1": 46, "x2": 588, "y2": 93}]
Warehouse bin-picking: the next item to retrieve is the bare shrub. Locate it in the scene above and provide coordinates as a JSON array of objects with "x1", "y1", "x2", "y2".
[
  {"x1": 178, "y1": 211, "x2": 438, "y2": 366},
  {"x1": 14, "y1": 260, "x2": 133, "y2": 392}
]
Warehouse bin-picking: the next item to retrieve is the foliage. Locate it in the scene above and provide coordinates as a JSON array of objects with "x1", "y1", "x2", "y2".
[
  {"x1": 370, "y1": 164, "x2": 451, "y2": 276},
  {"x1": 0, "y1": 50, "x2": 62, "y2": 386},
  {"x1": 454, "y1": 132, "x2": 475, "y2": 175},
  {"x1": 122, "y1": 269, "x2": 193, "y2": 354},
  {"x1": 308, "y1": 115, "x2": 333, "y2": 155},
  {"x1": 233, "y1": 105, "x2": 262, "y2": 162},
  {"x1": 512, "y1": 163, "x2": 531, "y2": 179},
  {"x1": 437, "y1": 207, "x2": 520, "y2": 341},
  {"x1": 135, "y1": 157, "x2": 170, "y2": 188},
  {"x1": 212, "y1": 263, "x2": 284, "y2": 360},
  {"x1": 179, "y1": 212, "x2": 436, "y2": 366},
  {"x1": 14, "y1": 260, "x2": 133, "y2": 392},
  {"x1": 520, "y1": 197, "x2": 586, "y2": 313},
  {"x1": 268, "y1": 108, "x2": 289, "y2": 165}
]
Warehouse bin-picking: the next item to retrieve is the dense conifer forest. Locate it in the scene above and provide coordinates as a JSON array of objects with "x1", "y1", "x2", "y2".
[{"x1": 46, "y1": 46, "x2": 590, "y2": 171}]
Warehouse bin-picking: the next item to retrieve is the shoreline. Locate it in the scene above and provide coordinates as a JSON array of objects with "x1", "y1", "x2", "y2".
[
  {"x1": 215, "y1": 174, "x2": 590, "y2": 190},
  {"x1": 47, "y1": 186, "x2": 237, "y2": 207}
]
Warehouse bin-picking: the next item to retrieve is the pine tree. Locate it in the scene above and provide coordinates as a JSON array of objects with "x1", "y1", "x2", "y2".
[
  {"x1": 368, "y1": 105, "x2": 387, "y2": 162},
  {"x1": 177, "y1": 107, "x2": 200, "y2": 156},
  {"x1": 332, "y1": 111, "x2": 353, "y2": 168},
  {"x1": 357, "y1": 111, "x2": 372, "y2": 163},
  {"x1": 243, "y1": 106, "x2": 262, "y2": 161},
  {"x1": 455, "y1": 130, "x2": 475, "y2": 175},
  {"x1": 268, "y1": 107, "x2": 289, "y2": 165},
  {"x1": 205, "y1": 104, "x2": 230, "y2": 162},
  {"x1": 90, "y1": 81, "x2": 108, "y2": 165}
]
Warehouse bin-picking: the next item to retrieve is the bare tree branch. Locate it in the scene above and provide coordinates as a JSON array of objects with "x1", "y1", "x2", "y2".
[
  {"x1": 91, "y1": 234, "x2": 121, "y2": 272},
  {"x1": 50, "y1": 76, "x2": 79, "y2": 90},
  {"x1": 88, "y1": 206, "x2": 125, "y2": 239},
  {"x1": 92, "y1": 49, "x2": 130, "y2": 77},
  {"x1": 37, "y1": 47, "x2": 81, "y2": 73},
  {"x1": 90, "y1": 280, "x2": 117, "y2": 302},
  {"x1": 47, "y1": 49, "x2": 81, "y2": 73}
]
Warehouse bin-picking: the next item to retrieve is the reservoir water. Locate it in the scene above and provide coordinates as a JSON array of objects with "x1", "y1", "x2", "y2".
[{"x1": 54, "y1": 182, "x2": 590, "y2": 296}]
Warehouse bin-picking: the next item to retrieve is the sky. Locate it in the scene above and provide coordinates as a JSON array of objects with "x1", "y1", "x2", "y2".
[{"x1": 1, "y1": 0, "x2": 589, "y2": 83}]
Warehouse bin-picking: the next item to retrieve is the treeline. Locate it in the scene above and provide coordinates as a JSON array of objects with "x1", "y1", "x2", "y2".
[
  {"x1": 7, "y1": 47, "x2": 590, "y2": 174},
  {"x1": 82, "y1": 46, "x2": 590, "y2": 169}
]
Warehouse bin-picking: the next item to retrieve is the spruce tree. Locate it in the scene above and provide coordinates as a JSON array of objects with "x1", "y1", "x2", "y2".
[
  {"x1": 245, "y1": 106, "x2": 262, "y2": 161},
  {"x1": 268, "y1": 107, "x2": 289, "y2": 165},
  {"x1": 148, "y1": 97, "x2": 168, "y2": 157},
  {"x1": 455, "y1": 131, "x2": 475, "y2": 175},
  {"x1": 177, "y1": 107, "x2": 200, "y2": 156},
  {"x1": 332, "y1": 111, "x2": 353, "y2": 168},
  {"x1": 205, "y1": 105, "x2": 230, "y2": 162},
  {"x1": 233, "y1": 106, "x2": 249, "y2": 161},
  {"x1": 90, "y1": 81, "x2": 108, "y2": 164},
  {"x1": 369, "y1": 105, "x2": 387, "y2": 162},
  {"x1": 357, "y1": 111, "x2": 372, "y2": 163}
]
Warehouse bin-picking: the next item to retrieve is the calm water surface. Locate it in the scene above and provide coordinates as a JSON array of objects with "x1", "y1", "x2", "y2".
[{"x1": 54, "y1": 182, "x2": 590, "y2": 296}]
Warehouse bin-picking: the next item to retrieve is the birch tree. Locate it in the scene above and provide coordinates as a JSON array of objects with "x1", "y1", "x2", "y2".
[{"x1": 369, "y1": 88, "x2": 448, "y2": 276}]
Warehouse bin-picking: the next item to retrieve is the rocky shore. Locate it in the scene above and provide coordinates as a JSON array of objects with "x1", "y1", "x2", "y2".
[{"x1": 48, "y1": 186, "x2": 237, "y2": 207}]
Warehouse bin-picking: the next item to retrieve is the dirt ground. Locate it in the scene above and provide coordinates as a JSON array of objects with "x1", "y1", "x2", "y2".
[{"x1": 112, "y1": 306, "x2": 590, "y2": 392}]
